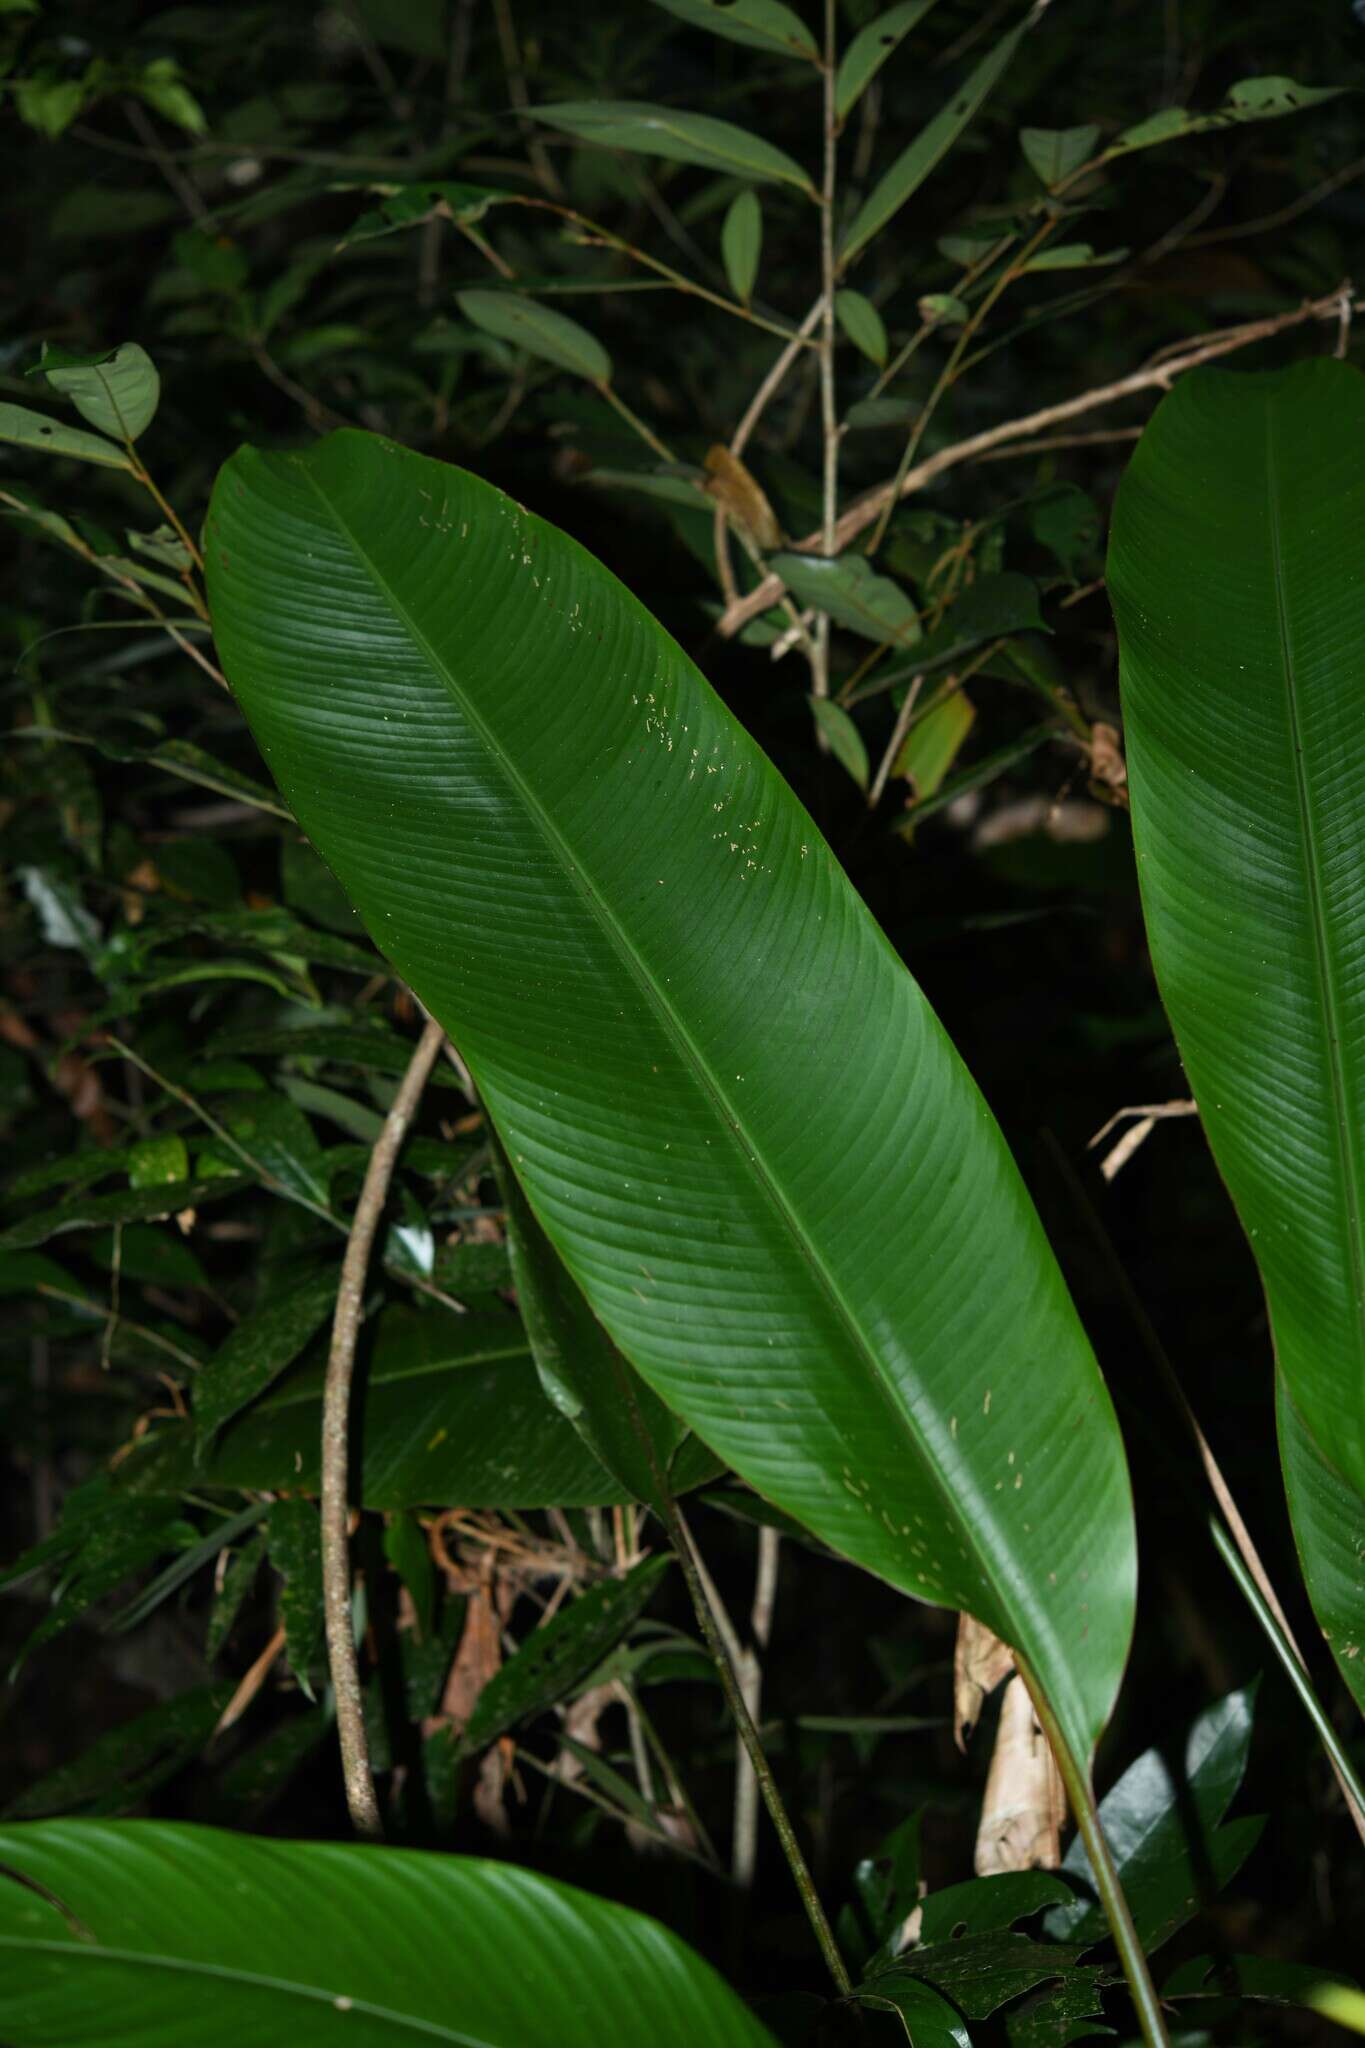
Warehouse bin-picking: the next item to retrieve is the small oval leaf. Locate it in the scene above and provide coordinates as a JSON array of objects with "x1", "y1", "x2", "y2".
[
  {"x1": 34, "y1": 342, "x2": 160, "y2": 442},
  {"x1": 834, "y1": 287, "x2": 888, "y2": 366},
  {"x1": 721, "y1": 188, "x2": 763, "y2": 304}
]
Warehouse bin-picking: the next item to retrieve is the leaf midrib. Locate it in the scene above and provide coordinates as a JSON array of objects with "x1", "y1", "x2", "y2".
[
  {"x1": 299, "y1": 461, "x2": 1014, "y2": 1648},
  {"x1": 1266, "y1": 411, "x2": 1365, "y2": 1365},
  {"x1": 2, "y1": 1938, "x2": 491, "y2": 2045}
]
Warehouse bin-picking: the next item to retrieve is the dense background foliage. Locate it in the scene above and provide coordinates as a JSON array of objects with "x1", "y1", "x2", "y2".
[{"x1": 2, "y1": 0, "x2": 1363, "y2": 2038}]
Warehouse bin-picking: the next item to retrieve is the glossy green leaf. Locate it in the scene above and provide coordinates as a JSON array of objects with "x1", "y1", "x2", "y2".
[
  {"x1": 1018, "y1": 125, "x2": 1099, "y2": 186},
  {"x1": 857, "y1": 1975, "x2": 974, "y2": 2044},
  {"x1": 1044, "y1": 1683, "x2": 1260, "y2": 1952},
  {"x1": 0, "y1": 401, "x2": 132, "y2": 468},
  {"x1": 194, "y1": 1262, "x2": 341, "y2": 1450},
  {"x1": 107, "y1": 1503, "x2": 266, "y2": 1636},
  {"x1": 1109, "y1": 75, "x2": 1341, "y2": 159},
  {"x1": 205, "y1": 428, "x2": 1135, "y2": 1771},
  {"x1": 208, "y1": 1021, "x2": 461, "y2": 1086},
  {"x1": 201, "y1": 1090, "x2": 331, "y2": 1209},
  {"x1": 206, "y1": 1531, "x2": 265, "y2": 1660},
  {"x1": 835, "y1": 287, "x2": 888, "y2": 367},
  {"x1": 1110, "y1": 362, "x2": 1365, "y2": 1495},
  {"x1": 33, "y1": 342, "x2": 160, "y2": 442},
  {"x1": 123, "y1": 1303, "x2": 646, "y2": 1508},
  {"x1": 835, "y1": 1, "x2": 944, "y2": 122},
  {"x1": 721, "y1": 188, "x2": 763, "y2": 305},
  {"x1": 337, "y1": 179, "x2": 509, "y2": 249},
  {"x1": 809, "y1": 697, "x2": 870, "y2": 790},
  {"x1": 842, "y1": 20, "x2": 1028, "y2": 261},
  {"x1": 645, "y1": 0, "x2": 817, "y2": 59},
  {"x1": 1277, "y1": 1370, "x2": 1365, "y2": 1714},
  {"x1": 527, "y1": 101, "x2": 815, "y2": 195},
  {"x1": 463, "y1": 1555, "x2": 671, "y2": 1751},
  {"x1": 457, "y1": 290, "x2": 612, "y2": 384},
  {"x1": 770, "y1": 549, "x2": 920, "y2": 645},
  {"x1": 864, "y1": 1876, "x2": 1084, "y2": 2023},
  {"x1": 0, "y1": 1820, "x2": 780, "y2": 2047},
  {"x1": 1165, "y1": 1953, "x2": 1358, "y2": 2007},
  {"x1": 127, "y1": 1135, "x2": 189, "y2": 1188},
  {"x1": 493, "y1": 1130, "x2": 694, "y2": 1506}
]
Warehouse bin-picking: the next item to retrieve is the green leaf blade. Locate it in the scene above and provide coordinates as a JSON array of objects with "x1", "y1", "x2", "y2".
[
  {"x1": 835, "y1": 0, "x2": 944, "y2": 123},
  {"x1": 1110, "y1": 361, "x2": 1365, "y2": 1497},
  {"x1": 644, "y1": 0, "x2": 818, "y2": 59},
  {"x1": 457, "y1": 291, "x2": 612, "y2": 383},
  {"x1": 205, "y1": 429, "x2": 1135, "y2": 1768},
  {"x1": 0, "y1": 402, "x2": 133, "y2": 471},
  {"x1": 528, "y1": 101, "x2": 815, "y2": 194}
]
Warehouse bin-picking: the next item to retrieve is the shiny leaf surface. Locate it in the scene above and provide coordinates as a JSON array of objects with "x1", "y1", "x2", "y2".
[
  {"x1": 527, "y1": 101, "x2": 815, "y2": 193},
  {"x1": 206, "y1": 429, "x2": 1134, "y2": 1769},
  {"x1": 645, "y1": 0, "x2": 817, "y2": 59}
]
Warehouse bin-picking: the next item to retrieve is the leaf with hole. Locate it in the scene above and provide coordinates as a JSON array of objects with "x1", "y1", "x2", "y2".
[
  {"x1": 644, "y1": 0, "x2": 817, "y2": 59},
  {"x1": 0, "y1": 1821, "x2": 781, "y2": 2047},
  {"x1": 835, "y1": 0, "x2": 945, "y2": 121},
  {"x1": 0, "y1": 403, "x2": 132, "y2": 471},
  {"x1": 842, "y1": 19, "x2": 1029, "y2": 261},
  {"x1": 205, "y1": 427, "x2": 1135, "y2": 1776},
  {"x1": 1110, "y1": 75, "x2": 1340, "y2": 158},
  {"x1": 528, "y1": 101, "x2": 815, "y2": 194},
  {"x1": 457, "y1": 291, "x2": 612, "y2": 384}
]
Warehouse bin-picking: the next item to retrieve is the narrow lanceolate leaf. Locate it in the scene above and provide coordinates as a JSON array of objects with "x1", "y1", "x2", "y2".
[
  {"x1": 1110, "y1": 361, "x2": 1365, "y2": 1508},
  {"x1": 193, "y1": 1261, "x2": 341, "y2": 1451},
  {"x1": 835, "y1": 0, "x2": 944, "y2": 122},
  {"x1": 457, "y1": 290, "x2": 612, "y2": 384},
  {"x1": 0, "y1": 402, "x2": 133, "y2": 471},
  {"x1": 527, "y1": 101, "x2": 815, "y2": 195},
  {"x1": 206, "y1": 432, "x2": 1134, "y2": 1770},
  {"x1": 1277, "y1": 1370, "x2": 1365, "y2": 1715},
  {"x1": 834, "y1": 288, "x2": 888, "y2": 367},
  {"x1": 721, "y1": 189, "x2": 763, "y2": 305},
  {"x1": 1108, "y1": 75, "x2": 1341, "y2": 160},
  {"x1": 0, "y1": 1821, "x2": 780, "y2": 2047},
  {"x1": 841, "y1": 18, "x2": 1028, "y2": 261},
  {"x1": 644, "y1": 0, "x2": 818, "y2": 60}
]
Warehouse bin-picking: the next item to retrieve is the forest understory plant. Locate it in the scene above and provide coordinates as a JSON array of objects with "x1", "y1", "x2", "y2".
[{"x1": 1, "y1": 4, "x2": 1362, "y2": 2045}]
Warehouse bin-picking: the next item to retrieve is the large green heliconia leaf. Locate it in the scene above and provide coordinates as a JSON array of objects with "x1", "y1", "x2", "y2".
[
  {"x1": 1277, "y1": 1369, "x2": 1365, "y2": 1715},
  {"x1": 204, "y1": 429, "x2": 1134, "y2": 1769},
  {"x1": 1109, "y1": 364, "x2": 1365, "y2": 1551},
  {"x1": 0, "y1": 1820, "x2": 779, "y2": 2047}
]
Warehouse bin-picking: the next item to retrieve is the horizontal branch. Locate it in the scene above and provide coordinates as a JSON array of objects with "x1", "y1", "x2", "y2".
[{"x1": 716, "y1": 286, "x2": 1353, "y2": 640}]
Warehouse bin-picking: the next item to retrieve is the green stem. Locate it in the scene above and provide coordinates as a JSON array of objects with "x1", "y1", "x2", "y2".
[
  {"x1": 1018, "y1": 1656, "x2": 1171, "y2": 2048},
  {"x1": 1209, "y1": 1519, "x2": 1365, "y2": 1815}
]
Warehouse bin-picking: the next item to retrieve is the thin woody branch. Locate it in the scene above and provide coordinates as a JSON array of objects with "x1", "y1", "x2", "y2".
[
  {"x1": 717, "y1": 285, "x2": 1354, "y2": 640},
  {"x1": 321, "y1": 1011, "x2": 447, "y2": 1839}
]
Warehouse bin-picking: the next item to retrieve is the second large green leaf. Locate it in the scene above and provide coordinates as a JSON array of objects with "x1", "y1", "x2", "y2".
[
  {"x1": 205, "y1": 429, "x2": 1133, "y2": 1767},
  {"x1": 1110, "y1": 361, "x2": 1365, "y2": 1498}
]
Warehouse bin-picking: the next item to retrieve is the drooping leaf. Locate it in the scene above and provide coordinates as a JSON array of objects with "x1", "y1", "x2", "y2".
[
  {"x1": 1043, "y1": 1683, "x2": 1261, "y2": 1952},
  {"x1": 462, "y1": 1555, "x2": 671, "y2": 1752},
  {"x1": 1110, "y1": 362, "x2": 1365, "y2": 1497},
  {"x1": 1018, "y1": 126, "x2": 1099, "y2": 186},
  {"x1": 32, "y1": 342, "x2": 160, "y2": 442},
  {"x1": 644, "y1": 0, "x2": 818, "y2": 59},
  {"x1": 857, "y1": 1974, "x2": 975, "y2": 2045},
  {"x1": 0, "y1": 405, "x2": 130, "y2": 471},
  {"x1": 809, "y1": 697, "x2": 870, "y2": 790},
  {"x1": 3, "y1": 1689, "x2": 233, "y2": 1821},
  {"x1": 194, "y1": 1262, "x2": 341, "y2": 1450},
  {"x1": 527, "y1": 101, "x2": 815, "y2": 194},
  {"x1": 842, "y1": 19, "x2": 1029, "y2": 260},
  {"x1": 835, "y1": 0, "x2": 944, "y2": 122},
  {"x1": 199, "y1": 1090, "x2": 331, "y2": 1210},
  {"x1": 0, "y1": 1175, "x2": 247, "y2": 1252},
  {"x1": 1277, "y1": 1370, "x2": 1365, "y2": 1715},
  {"x1": 206, "y1": 428, "x2": 1135, "y2": 1772},
  {"x1": 493, "y1": 1130, "x2": 694, "y2": 1506},
  {"x1": 863, "y1": 1875, "x2": 1085, "y2": 2023},
  {"x1": 835, "y1": 288, "x2": 888, "y2": 367},
  {"x1": 1164, "y1": 1953, "x2": 1358, "y2": 2008},
  {"x1": 721, "y1": 189, "x2": 763, "y2": 305},
  {"x1": 457, "y1": 291, "x2": 612, "y2": 384},
  {"x1": 1023, "y1": 244, "x2": 1126, "y2": 272},
  {"x1": 770, "y1": 549, "x2": 920, "y2": 645},
  {"x1": 206, "y1": 1532, "x2": 266, "y2": 1660},
  {"x1": 0, "y1": 1821, "x2": 781, "y2": 2047},
  {"x1": 1109, "y1": 75, "x2": 1341, "y2": 158}
]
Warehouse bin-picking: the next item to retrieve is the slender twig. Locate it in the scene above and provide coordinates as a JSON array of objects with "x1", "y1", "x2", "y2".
[
  {"x1": 810, "y1": 0, "x2": 840, "y2": 719},
  {"x1": 598, "y1": 381, "x2": 675, "y2": 463},
  {"x1": 713, "y1": 296, "x2": 824, "y2": 605},
  {"x1": 322, "y1": 1013, "x2": 446, "y2": 1839},
  {"x1": 1187, "y1": 155, "x2": 1365, "y2": 250},
  {"x1": 717, "y1": 287, "x2": 1354, "y2": 638},
  {"x1": 867, "y1": 673, "x2": 925, "y2": 808},
  {"x1": 493, "y1": 0, "x2": 564, "y2": 197},
  {"x1": 733, "y1": 1524, "x2": 781, "y2": 1888}
]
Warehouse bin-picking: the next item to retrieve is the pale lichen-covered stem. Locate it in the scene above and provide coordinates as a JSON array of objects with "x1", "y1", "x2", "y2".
[{"x1": 322, "y1": 1014, "x2": 446, "y2": 1838}]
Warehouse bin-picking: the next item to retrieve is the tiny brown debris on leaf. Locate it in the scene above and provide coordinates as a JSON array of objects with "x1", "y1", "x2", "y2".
[
  {"x1": 975, "y1": 1670, "x2": 1067, "y2": 1875},
  {"x1": 702, "y1": 446, "x2": 783, "y2": 550}
]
